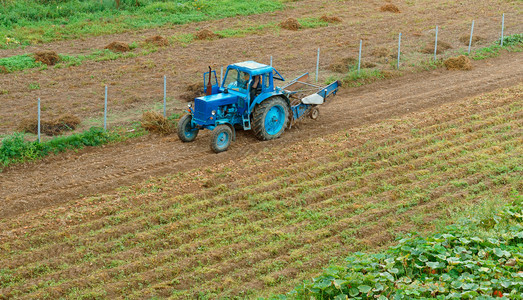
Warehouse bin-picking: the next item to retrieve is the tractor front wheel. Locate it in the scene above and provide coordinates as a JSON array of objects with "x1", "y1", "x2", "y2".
[
  {"x1": 252, "y1": 96, "x2": 289, "y2": 141},
  {"x1": 210, "y1": 125, "x2": 232, "y2": 153},
  {"x1": 177, "y1": 114, "x2": 199, "y2": 142}
]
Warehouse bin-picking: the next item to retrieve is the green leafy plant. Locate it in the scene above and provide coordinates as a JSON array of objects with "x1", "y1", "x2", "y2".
[{"x1": 281, "y1": 197, "x2": 523, "y2": 299}]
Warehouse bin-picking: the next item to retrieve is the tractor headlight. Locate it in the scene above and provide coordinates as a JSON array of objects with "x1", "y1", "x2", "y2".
[
  {"x1": 188, "y1": 104, "x2": 192, "y2": 108},
  {"x1": 211, "y1": 110, "x2": 216, "y2": 116}
]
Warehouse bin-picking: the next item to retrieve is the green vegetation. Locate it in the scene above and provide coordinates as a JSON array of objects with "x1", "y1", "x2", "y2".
[
  {"x1": 469, "y1": 34, "x2": 522, "y2": 60},
  {"x1": 0, "y1": 0, "x2": 284, "y2": 48},
  {"x1": 0, "y1": 127, "x2": 140, "y2": 170},
  {"x1": 0, "y1": 54, "x2": 44, "y2": 72},
  {"x1": 0, "y1": 85, "x2": 520, "y2": 297},
  {"x1": 282, "y1": 196, "x2": 522, "y2": 299},
  {"x1": 298, "y1": 17, "x2": 329, "y2": 29}
]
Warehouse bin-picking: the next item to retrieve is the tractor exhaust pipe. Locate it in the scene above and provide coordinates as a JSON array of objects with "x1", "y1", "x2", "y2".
[{"x1": 206, "y1": 66, "x2": 213, "y2": 95}]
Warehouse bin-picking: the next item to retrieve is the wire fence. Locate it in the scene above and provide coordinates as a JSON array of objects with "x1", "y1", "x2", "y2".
[{"x1": 3, "y1": 11, "x2": 519, "y2": 143}]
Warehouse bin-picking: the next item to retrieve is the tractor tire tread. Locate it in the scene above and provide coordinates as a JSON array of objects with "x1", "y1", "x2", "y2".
[{"x1": 252, "y1": 96, "x2": 289, "y2": 141}]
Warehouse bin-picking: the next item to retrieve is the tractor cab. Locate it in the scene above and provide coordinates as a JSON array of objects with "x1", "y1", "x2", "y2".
[{"x1": 192, "y1": 61, "x2": 284, "y2": 128}]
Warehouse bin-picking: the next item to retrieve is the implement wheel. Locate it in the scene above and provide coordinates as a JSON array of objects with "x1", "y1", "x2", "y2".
[
  {"x1": 252, "y1": 96, "x2": 289, "y2": 141},
  {"x1": 177, "y1": 114, "x2": 199, "y2": 142},
  {"x1": 210, "y1": 125, "x2": 232, "y2": 153},
  {"x1": 309, "y1": 107, "x2": 320, "y2": 120}
]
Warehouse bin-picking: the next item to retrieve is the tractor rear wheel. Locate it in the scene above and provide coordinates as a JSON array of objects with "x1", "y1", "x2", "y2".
[
  {"x1": 210, "y1": 125, "x2": 232, "y2": 153},
  {"x1": 177, "y1": 114, "x2": 199, "y2": 142},
  {"x1": 252, "y1": 96, "x2": 289, "y2": 141}
]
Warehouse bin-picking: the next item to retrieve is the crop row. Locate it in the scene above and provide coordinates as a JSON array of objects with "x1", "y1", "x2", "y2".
[{"x1": 0, "y1": 86, "x2": 521, "y2": 298}]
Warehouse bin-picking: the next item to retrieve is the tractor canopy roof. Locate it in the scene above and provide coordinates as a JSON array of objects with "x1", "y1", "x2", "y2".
[{"x1": 230, "y1": 61, "x2": 273, "y2": 76}]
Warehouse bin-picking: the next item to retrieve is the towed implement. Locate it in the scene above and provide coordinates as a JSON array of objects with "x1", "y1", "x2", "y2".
[{"x1": 178, "y1": 61, "x2": 339, "y2": 153}]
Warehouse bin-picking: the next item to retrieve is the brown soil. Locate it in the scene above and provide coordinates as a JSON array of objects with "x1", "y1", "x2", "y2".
[
  {"x1": 459, "y1": 35, "x2": 485, "y2": 46},
  {"x1": 444, "y1": 55, "x2": 473, "y2": 71},
  {"x1": 0, "y1": 0, "x2": 521, "y2": 137},
  {"x1": 279, "y1": 18, "x2": 301, "y2": 31},
  {"x1": 17, "y1": 114, "x2": 80, "y2": 136},
  {"x1": 371, "y1": 47, "x2": 390, "y2": 58},
  {"x1": 145, "y1": 35, "x2": 169, "y2": 47},
  {"x1": 180, "y1": 82, "x2": 204, "y2": 102},
  {"x1": 421, "y1": 41, "x2": 452, "y2": 54},
  {"x1": 380, "y1": 4, "x2": 400, "y2": 13},
  {"x1": 0, "y1": 52, "x2": 520, "y2": 219},
  {"x1": 33, "y1": 51, "x2": 60, "y2": 66},
  {"x1": 104, "y1": 41, "x2": 130, "y2": 52},
  {"x1": 0, "y1": 66, "x2": 7, "y2": 74},
  {"x1": 141, "y1": 111, "x2": 172, "y2": 135},
  {"x1": 195, "y1": 29, "x2": 220, "y2": 40},
  {"x1": 320, "y1": 15, "x2": 342, "y2": 23},
  {"x1": 328, "y1": 57, "x2": 357, "y2": 73},
  {"x1": 362, "y1": 62, "x2": 376, "y2": 68}
]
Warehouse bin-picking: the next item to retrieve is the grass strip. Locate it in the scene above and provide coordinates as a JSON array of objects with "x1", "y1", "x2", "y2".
[{"x1": 0, "y1": 127, "x2": 140, "y2": 171}]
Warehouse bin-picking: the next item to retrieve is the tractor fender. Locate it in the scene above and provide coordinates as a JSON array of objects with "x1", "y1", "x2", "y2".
[
  {"x1": 250, "y1": 92, "x2": 291, "y2": 112},
  {"x1": 215, "y1": 121, "x2": 236, "y2": 141}
]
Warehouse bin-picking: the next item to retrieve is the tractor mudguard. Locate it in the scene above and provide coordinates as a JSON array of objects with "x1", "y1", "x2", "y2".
[{"x1": 250, "y1": 91, "x2": 290, "y2": 112}]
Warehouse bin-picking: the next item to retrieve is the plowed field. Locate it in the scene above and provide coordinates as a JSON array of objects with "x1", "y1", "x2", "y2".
[
  {"x1": 1, "y1": 0, "x2": 522, "y2": 298},
  {"x1": 1, "y1": 82, "x2": 521, "y2": 297}
]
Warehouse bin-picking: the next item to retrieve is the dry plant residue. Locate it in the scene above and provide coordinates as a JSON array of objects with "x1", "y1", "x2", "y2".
[
  {"x1": 33, "y1": 51, "x2": 60, "y2": 66},
  {"x1": 279, "y1": 18, "x2": 301, "y2": 31},
  {"x1": 104, "y1": 41, "x2": 130, "y2": 52},
  {"x1": 444, "y1": 55, "x2": 473, "y2": 71},
  {"x1": 328, "y1": 57, "x2": 357, "y2": 73},
  {"x1": 0, "y1": 66, "x2": 7, "y2": 74},
  {"x1": 141, "y1": 111, "x2": 172, "y2": 135},
  {"x1": 320, "y1": 15, "x2": 342, "y2": 23},
  {"x1": 180, "y1": 82, "x2": 204, "y2": 102},
  {"x1": 380, "y1": 4, "x2": 400, "y2": 13},
  {"x1": 195, "y1": 29, "x2": 221, "y2": 40},
  {"x1": 422, "y1": 41, "x2": 452, "y2": 54},
  {"x1": 145, "y1": 35, "x2": 169, "y2": 47},
  {"x1": 372, "y1": 47, "x2": 390, "y2": 58},
  {"x1": 18, "y1": 114, "x2": 81, "y2": 136},
  {"x1": 459, "y1": 35, "x2": 484, "y2": 46}
]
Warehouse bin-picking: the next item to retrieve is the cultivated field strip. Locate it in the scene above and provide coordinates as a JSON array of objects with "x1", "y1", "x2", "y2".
[{"x1": 0, "y1": 86, "x2": 521, "y2": 298}]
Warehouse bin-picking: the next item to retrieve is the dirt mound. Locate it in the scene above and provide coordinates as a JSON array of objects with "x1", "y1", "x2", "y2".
[
  {"x1": 0, "y1": 66, "x2": 7, "y2": 74},
  {"x1": 421, "y1": 41, "x2": 452, "y2": 54},
  {"x1": 33, "y1": 51, "x2": 60, "y2": 66},
  {"x1": 372, "y1": 47, "x2": 390, "y2": 58},
  {"x1": 18, "y1": 114, "x2": 81, "y2": 136},
  {"x1": 380, "y1": 4, "x2": 400, "y2": 13},
  {"x1": 328, "y1": 57, "x2": 357, "y2": 73},
  {"x1": 141, "y1": 111, "x2": 172, "y2": 135},
  {"x1": 104, "y1": 41, "x2": 130, "y2": 52},
  {"x1": 459, "y1": 35, "x2": 484, "y2": 46},
  {"x1": 362, "y1": 62, "x2": 377, "y2": 68},
  {"x1": 444, "y1": 55, "x2": 473, "y2": 71},
  {"x1": 145, "y1": 35, "x2": 169, "y2": 47},
  {"x1": 180, "y1": 82, "x2": 204, "y2": 102},
  {"x1": 279, "y1": 18, "x2": 301, "y2": 31},
  {"x1": 195, "y1": 29, "x2": 220, "y2": 40},
  {"x1": 320, "y1": 15, "x2": 342, "y2": 23}
]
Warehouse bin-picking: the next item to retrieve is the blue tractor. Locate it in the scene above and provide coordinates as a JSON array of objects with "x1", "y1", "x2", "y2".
[{"x1": 178, "y1": 61, "x2": 339, "y2": 153}]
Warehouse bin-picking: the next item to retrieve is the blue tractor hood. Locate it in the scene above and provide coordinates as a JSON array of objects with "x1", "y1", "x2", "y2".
[{"x1": 193, "y1": 93, "x2": 239, "y2": 125}]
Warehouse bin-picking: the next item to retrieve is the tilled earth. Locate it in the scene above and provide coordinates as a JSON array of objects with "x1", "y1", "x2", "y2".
[
  {"x1": 0, "y1": 0, "x2": 521, "y2": 133},
  {"x1": 1, "y1": 51, "x2": 522, "y2": 219}
]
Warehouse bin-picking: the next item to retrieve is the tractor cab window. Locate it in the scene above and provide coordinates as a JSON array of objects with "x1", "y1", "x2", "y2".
[
  {"x1": 223, "y1": 69, "x2": 249, "y2": 92},
  {"x1": 262, "y1": 73, "x2": 270, "y2": 91}
]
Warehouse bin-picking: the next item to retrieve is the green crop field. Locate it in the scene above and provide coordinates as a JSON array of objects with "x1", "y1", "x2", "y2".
[
  {"x1": 0, "y1": 0, "x2": 284, "y2": 48},
  {"x1": 0, "y1": 85, "x2": 521, "y2": 298}
]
